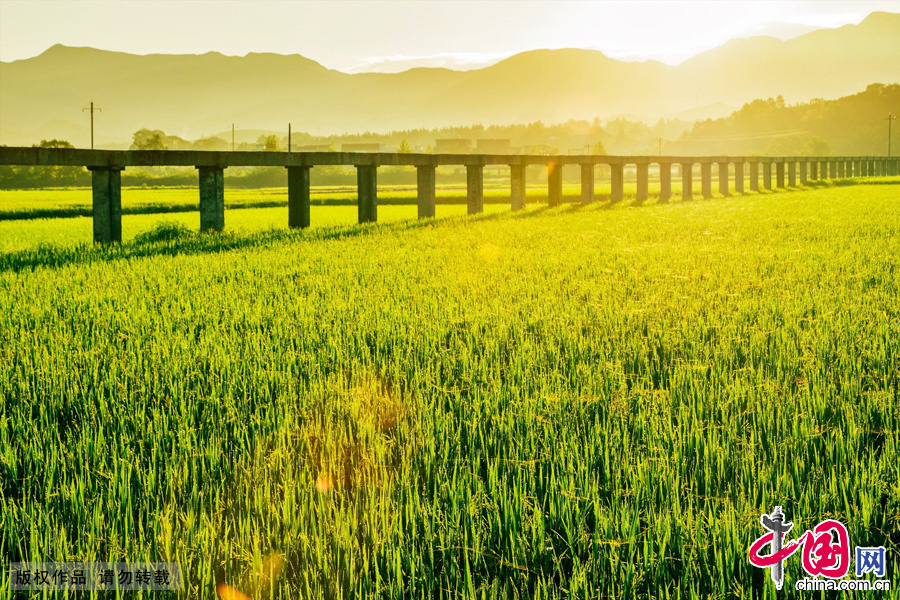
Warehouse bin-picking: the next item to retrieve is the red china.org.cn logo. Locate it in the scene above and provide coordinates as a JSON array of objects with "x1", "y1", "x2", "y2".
[{"x1": 748, "y1": 506, "x2": 890, "y2": 592}]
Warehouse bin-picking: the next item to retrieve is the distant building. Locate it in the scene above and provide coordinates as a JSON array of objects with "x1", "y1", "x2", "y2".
[
  {"x1": 476, "y1": 139, "x2": 511, "y2": 154},
  {"x1": 296, "y1": 144, "x2": 332, "y2": 152},
  {"x1": 435, "y1": 139, "x2": 473, "y2": 153},
  {"x1": 342, "y1": 143, "x2": 381, "y2": 152}
]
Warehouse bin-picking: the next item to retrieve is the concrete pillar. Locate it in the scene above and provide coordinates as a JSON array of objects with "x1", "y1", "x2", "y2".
[
  {"x1": 810, "y1": 161, "x2": 818, "y2": 180},
  {"x1": 636, "y1": 163, "x2": 649, "y2": 203},
  {"x1": 845, "y1": 160, "x2": 852, "y2": 177},
  {"x1": 776, "y1": 161, "x2": 785, "y2": 188},
  {"x1": 89, "y1": 167, "x2": 123, "y2": 243},
  {"x1": 357, "y1": 164, "x2": 378, "y2": 223},
  {"x1": 749, "y1": 161, "x2": 759, "y2": 192},
  {"x1": 717, "y1": 162, "x2": 729, "y2": 196},
  {"x1": 869, "y1": 159, "x2": 876, "y2": 176},
  {"x1": 877, "y1": 160, "x2": 885, "y2": 176},
  {"x1": 734, "y1": 161, "x2": 744, "y2": 194},
  {"x1": 829, "y1": 161, "x2": 837, "y2": 179},
  {"x1": 854, "y1": 160, "x2": 861, "y2": 178},
  {"x1": 837, "y1": 161, "x2": 845, "y2": 178},
  {"x1": 763, "y1": 162, "x2": 772, "y2": 190},
  {"x1": 580, "y1": 163, "x2": 594, "y2": 204},
  {"x1": 681, "y1": 162, "x2": 693, "y2": 200},
  {"x1": 659, "y1": 162, "x2": 672, "y2": 202},
  {"x1": 819, "y1": 161, "x2": 827, "y2": 179},
  {"x1": 510, "y1": 164, "x2": 526, "y2": 210},
  {"x1": 548, "y1": 160, "x2": 562, "y2": 207},
  {"x1": 416, "y1": 165, "x2": 436, "y2": 218},
  {"x1": 198, "y1": 166, "x2": 225, "y2": 232},
  {"x1": 799, "y1": 161, "x2": 807, "y2": 185},
  {"x1": 787, "y1": 161, "x2": 796, "y2": 187},
  {"x1": 701, "y1": 162, "x2": 712, "y2": 198},
  {"x1": 466, "y1": 164, "x2": 484, "y2": 214},
  {"x1": 287, "y1": 166, "x2": 311, "y2": 229},
  {"x1": 610, "y1": 163, "x2": 624, "y2": 203}
]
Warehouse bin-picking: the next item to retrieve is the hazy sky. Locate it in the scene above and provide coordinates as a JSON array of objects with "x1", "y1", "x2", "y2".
[{"x1": 1, "y1": 0, "x2": 898, "y2": 71}]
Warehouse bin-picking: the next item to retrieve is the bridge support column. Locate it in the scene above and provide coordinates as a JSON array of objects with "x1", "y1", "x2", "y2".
[
  {"x1": 548, "y1": 160, "x2": 562, "y2": 207},
  {"x1": 467, "y1": 164, "x2": 484, "y2": 214},
  {"x1": 799, "y1": 161, "x2": 808, "y2": 184},
  {"x1": 763, "y1": 162, "x2": 773, "y2": 190},
  {"x1": 89, "y1": 167, "x2": 123, "y2": 243},
  {"x1": 829, "y1": 160, "x2": 837, "y2": 179},
  {"x1": 749, "y1": 161, "x2": 759, "y2": 191},
  {"x1": 810, "y1": 161, "x2": 818, "y2": 180},
  {"x1": 287, "y1": 166, "x2": 311, "y2": 229},
  {"x1": 787, "y1": 161, "x2": 796, "y2": 187},
  {"x1": 658, "y1": 162, "x2": 671, "y2": 202},
  {"x1": 198, "y1": 166, "x2": 225, "y2": 232},
  {"x1": 734, "y1": 161, "x2": 744, "y2": 194},
  {"x1": 701, "y1": 162, "x2": 712, "y2": 198},
  {"x1": 853, "y1": 159, "x2": 861, "y2": 177},
  {"x1": 416, "y1": 165, "x2": 436, "y2": 218},
  {"x1": 610, "y1": 163, "x2": 624, "y2": 203},
  {"x1": 580, "y1": 163, "x2": 594, "y2": 204},
  {"x1": 776, "y1": 161, "x2": 785, "y2": 188},
  {"x1": 877, "y1": 160, "x2": 885, "y2": 176},
  {"x1": 510, "y1": 164, "x2": 526, "y2": 210},
  {"x1": 717, "y1": 162, "x2": 729, "y2": 196},
  {"x1": 636, "y1": 163, "x2": 649, "y2": 203},
  {"x1": 837, "y1": 161, "x2": 845, "y2": 178},
  {"x1": 681, "y1": 162, "x2": 693, "y2": 200},
  {"x1": 357, "y1": 165, "x2": 378, "y2": 223}
]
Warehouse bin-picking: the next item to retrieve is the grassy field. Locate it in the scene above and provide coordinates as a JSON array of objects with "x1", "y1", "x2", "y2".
[
  {"x1": 7, "y1": 171, "x2": 882, "y2": 221},
  {"x1": 1, "y1": 183, "x2": 898, "y2": 598},
  {"x1": 0, "y1": 182, "x2": 603, "y2": 220}
]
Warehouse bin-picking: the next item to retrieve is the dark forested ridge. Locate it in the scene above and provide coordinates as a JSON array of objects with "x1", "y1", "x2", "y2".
[{"x1": 671, "y1": 83, "x2": 900, "y2": 156}]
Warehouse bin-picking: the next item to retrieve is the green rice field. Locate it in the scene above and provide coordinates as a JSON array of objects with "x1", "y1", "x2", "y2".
[{"x1": 1, "y1": 182, "x2": 898, "y2": 598}]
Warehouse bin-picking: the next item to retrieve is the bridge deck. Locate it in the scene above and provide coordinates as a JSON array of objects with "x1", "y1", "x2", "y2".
[{"x1": 0, "y1": 147, "x2": 886, "y2": 168}]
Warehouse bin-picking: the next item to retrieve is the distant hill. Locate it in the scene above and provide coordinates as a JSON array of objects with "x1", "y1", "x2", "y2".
[{"x1": 1, "y1": 11, "x2": 898, "y2": 146}]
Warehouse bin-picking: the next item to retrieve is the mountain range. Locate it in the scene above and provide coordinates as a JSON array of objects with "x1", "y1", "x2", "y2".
[{"x1": 1, "y1": 11, "x2": 898, "y2": 147}]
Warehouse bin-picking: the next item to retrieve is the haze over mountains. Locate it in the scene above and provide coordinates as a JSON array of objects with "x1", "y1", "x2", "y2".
[{"x1": 1, "y1": 11, "x2": 898, "y2": 147}]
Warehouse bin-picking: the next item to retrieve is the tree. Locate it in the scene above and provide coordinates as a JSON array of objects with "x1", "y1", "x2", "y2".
[
  {"x1": 191, "y1": 136, "x2": 229, "y2": 151},
  {"x1": 35, "y1": 139, "x2": 74, "y2": 149},
  {"x1": 132, "y1": 129, "x2": 167, "y2": 150},
  {"x1": 257, "y1": 134, "x2": 280, "y2": 151},
  {"x1": 398, "y1": 139, "x2": 413, "y2": 153},
  {"x1": 591, "y1": 140, "x2": 607, "y2": 155}
]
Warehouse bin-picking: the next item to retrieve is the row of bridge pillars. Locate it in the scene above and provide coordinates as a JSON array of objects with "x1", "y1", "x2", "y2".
[{"x1": 88, "y1": 158, "x2": 899, "y2": 243}]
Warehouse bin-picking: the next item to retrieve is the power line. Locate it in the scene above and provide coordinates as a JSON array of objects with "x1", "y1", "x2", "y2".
[
  {"x1": 887, "y1": 113, "x2": 896, "y2": 157},
  {"x1": 81, "y1": 102, "x2": 102, "y2": 149}
]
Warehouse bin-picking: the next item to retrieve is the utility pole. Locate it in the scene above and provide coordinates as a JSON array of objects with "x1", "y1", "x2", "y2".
[
  {"x1": 82, "y1": 102, "x2": 102, "y2": 149},
  {"x1": 887, "y1": 113, "x2": 896, "y2": 157},
  {"x1": 232, "y1": 123, "x2": 235, "y2": 151},
  {"x1": 288, "y1": 123, "x2": 292, "y2": 153}
]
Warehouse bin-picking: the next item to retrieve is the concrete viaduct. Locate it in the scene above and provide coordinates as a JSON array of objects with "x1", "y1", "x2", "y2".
[{"x1": 1, "y1": 147, "x2": 897, "y2": 244}]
